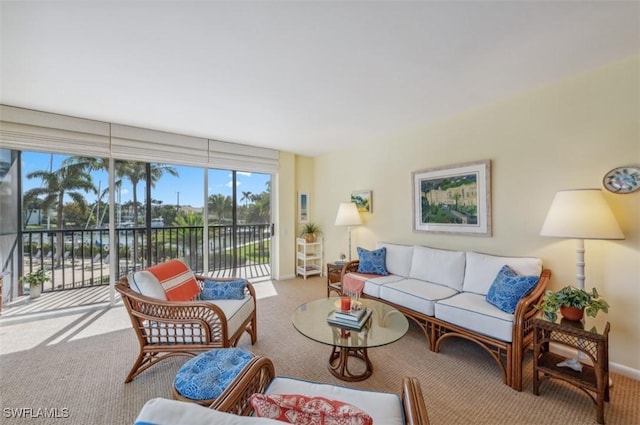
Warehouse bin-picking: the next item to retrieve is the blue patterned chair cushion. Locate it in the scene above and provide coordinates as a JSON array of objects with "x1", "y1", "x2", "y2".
[
  {"x1": 200, "y1": 279, "x2": 247, "y2": 300},
  {"x1": 486, "y1": 265, "x2": 539, "y2": 314},
  {"x1": 174, "y1": 348, "x2": 254, "y2": 401},
  {"x1": 357, "y1": 247, "x2": 389, "y2": 275}
]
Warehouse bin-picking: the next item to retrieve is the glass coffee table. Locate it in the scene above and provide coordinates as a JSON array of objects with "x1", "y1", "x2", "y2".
[{"x1": 292, "y1": 297, "x2": 409, "y2": 381}]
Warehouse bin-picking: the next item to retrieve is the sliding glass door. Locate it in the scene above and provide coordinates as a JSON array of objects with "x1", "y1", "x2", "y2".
[{"x1": 208, "y1": 169, "x2": 271, "y2": 277}]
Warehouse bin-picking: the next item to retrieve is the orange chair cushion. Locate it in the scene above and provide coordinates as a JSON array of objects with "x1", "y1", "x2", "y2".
[{"x1": 147, "y1": 259, "x2": 201, "y2": 301}]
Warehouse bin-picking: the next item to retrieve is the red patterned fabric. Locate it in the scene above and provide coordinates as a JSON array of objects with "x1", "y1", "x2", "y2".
[
  {"x1": 147, "y1": 259, "x2": 201, "y2": 301},
  {"x1": 250, "y1": 393, "x2": 373, "y2": 425},
  {"x1": 342, "y1": 273, "x2": 378, "y2": 296}
]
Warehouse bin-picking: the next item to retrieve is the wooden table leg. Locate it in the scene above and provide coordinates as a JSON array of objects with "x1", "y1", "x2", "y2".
[{"x1": 328, "y1": 346, "x2": 372, "y2": 382}]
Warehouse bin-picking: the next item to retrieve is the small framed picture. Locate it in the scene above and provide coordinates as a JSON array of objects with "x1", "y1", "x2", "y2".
[
  {"x1": 298, "y1": 192, "x2": 309, "y2": 223},
  {"x1": 351, "y1": 190, "x2": 372, "y2": 213}
]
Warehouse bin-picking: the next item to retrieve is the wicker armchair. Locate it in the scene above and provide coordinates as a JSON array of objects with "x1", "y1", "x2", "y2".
[
  {"x1": 211, "y1": 356, "x2": 431, "y2": 425},
  {"x1": 116, "y1": 274, "x2": 257, "y2": 383}
]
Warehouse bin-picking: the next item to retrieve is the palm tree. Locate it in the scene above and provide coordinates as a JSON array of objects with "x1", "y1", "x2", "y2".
[
  {"x1": 24, "y1": 162, "x2": 95, "y2": 266},
  {"x1": 118, "y1": 162, "x2": 179, "y2": 226},
  {"x1": 172, "y1": 211, "x2": 204, "y2": 269},
  {"x1": 63, "y1": 157, "x2": 178, "y2": 227},
  {"x1": 241, "y1": 191, "x2": 253, "y2": 208},
  {"x1": 208, "y1": 194, "x2": 232, "y2": 223}
]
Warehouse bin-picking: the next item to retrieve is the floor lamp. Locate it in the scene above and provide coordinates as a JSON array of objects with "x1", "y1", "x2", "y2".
[
  {"x1": 334, "y1": 202, "x2": 362, "y2": 261},
  {"x1": 540, "y1": 188, "x2": 624, "y2": 371}
]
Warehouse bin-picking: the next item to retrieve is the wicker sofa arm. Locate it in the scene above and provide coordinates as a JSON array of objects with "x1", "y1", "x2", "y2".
[
  {"x1": 402, "y1": 377, "x2": 431, "y2": 425},
  {"x1": 341, "y1": 260, "x2": 360, "y2": 279},
  {"x1": 513, "y1": 268, "x2": 552, "y2": 333}
]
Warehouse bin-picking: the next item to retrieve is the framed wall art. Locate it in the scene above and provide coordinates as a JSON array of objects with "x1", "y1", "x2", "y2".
[
  {"x1": 298, "y1": 192, "x2": 309, "y2": 223},
  {"x1": 412, "y1": 160, "x2": 491, "y2": 236},
  {"x1": 351, "y1": 190, "x2": 372, "y2": 213}
]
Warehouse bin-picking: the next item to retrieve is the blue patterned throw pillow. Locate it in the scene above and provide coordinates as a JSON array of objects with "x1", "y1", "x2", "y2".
[
  {"x1": 357, "y1": 247, "x2": 389, "y2": 275},
  {"x1": 486, "y1": 265, "x2": 539, "y2": 314},
  {"x1": 200, "y1": 279, "x2": 247, "y2": 300}
]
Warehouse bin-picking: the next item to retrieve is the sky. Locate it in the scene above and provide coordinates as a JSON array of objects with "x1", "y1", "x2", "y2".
[{"x1": 21, "y1": 152, "x2": 271, "y2": 208}]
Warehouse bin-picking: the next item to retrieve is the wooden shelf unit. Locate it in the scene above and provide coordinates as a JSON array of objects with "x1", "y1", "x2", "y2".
[{"x1": 296, "y1": 237, "x2": 323, "y2": 279}]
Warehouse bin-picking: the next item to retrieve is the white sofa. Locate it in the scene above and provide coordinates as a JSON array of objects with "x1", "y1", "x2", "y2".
[{"x1": 342, "y1": 242, "x2": 551, "y2": 391}]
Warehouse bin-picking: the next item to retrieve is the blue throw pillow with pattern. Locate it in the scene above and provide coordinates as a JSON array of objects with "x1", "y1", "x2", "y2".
[
  {"x1": 486, "y1": 265, "x2": 539, "y2": 314},
  {"x1": 356, "y1": 247, "x2": 389, "y2": 275},
  {"x1": 200, "y1": 279, "x2": 247, "y2": 300}
]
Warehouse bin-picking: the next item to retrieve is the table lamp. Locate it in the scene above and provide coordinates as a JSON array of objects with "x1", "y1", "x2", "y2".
[{"x1": 334, "y1": 202, "x2": 362, "y2": 261}]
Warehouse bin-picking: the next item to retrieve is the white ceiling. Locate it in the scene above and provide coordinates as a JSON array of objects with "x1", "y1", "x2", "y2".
[{"x1": 1, "y1": 1, "x2": 639, "y2": 157}]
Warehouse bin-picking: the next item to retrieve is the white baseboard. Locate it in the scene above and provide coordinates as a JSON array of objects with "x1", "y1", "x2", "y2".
[
  {"x1": 276, "y1": 273, "x2": 296, "y2": 281},
  {"x1": 550, "y1": 343, "x2": 640, "y2": 381}
]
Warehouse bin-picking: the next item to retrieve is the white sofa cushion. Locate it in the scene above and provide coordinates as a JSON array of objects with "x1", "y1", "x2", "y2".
[
  {"x1": 462, "y1": 251, "x2": 542, "y2": 296},
  {"x1": 379, "y1": 278, "x2": 458, "y2": 317},
  {"x1": 434, "y1": 292, "x2": 514, "y2": 342},
  {"x1": 408, "y1": 246, "x2": 466, "y2": 292},
  {"x1": 265, "y1": 376, "x2": 404, "y2": 425},
  {"x1": 129, "y1": 270, "x2": 168, "y2": 300},
  {"x1": 361, "y1": 274, "x2": 405, "y2": 298},
  {"x1": 135, "y1": 397, "x2": 282, "y2": 424},
  {"x1": 376, "y1": 242, "x2": 413, "y2": 277}
]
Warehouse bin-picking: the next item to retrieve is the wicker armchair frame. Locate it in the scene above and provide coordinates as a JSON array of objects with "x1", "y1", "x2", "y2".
[
  {"x1": 116, "y1": 275, "x2": 257, "y2": 383},
  {"x1": 341, "y1": 260, "x2": 551, "y2": 391},
  {"x1": 210, "y1": 356, "x2": 431, "y2": 425}
]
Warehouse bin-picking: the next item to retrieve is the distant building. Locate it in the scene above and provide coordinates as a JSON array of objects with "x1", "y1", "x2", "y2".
[{"x1": 178, "y1": 205, "x2": 203, "y2": 214}]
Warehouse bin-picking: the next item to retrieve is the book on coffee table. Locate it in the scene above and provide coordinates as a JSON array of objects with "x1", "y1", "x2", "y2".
[
  {"x1": 327, "y1": 308, "x2": 372, "y2": 330},
  {"x1": 333, "y1": 307, "x2": 367, "y2": 322}
]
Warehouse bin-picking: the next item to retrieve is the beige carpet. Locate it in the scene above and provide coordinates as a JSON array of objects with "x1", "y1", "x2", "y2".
[{"x1": 0, "y1": 276, "x2": 638, "y2": 425}]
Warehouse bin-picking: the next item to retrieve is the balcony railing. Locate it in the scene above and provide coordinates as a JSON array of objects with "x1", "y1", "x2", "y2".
[{"x1": 21, "y1": 224, "x2": 271, "y2": 293}]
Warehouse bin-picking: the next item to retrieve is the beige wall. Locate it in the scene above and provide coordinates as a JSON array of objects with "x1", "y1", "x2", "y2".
[
  {"x1": 273, "y1": 152, "x2": 296, "y2": 280},
  {"x1": 306, "y1": 56, "x2": 640, "y2": 374}
]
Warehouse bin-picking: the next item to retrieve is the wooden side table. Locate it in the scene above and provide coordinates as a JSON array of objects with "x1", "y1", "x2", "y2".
[
  {"x1": 327, "y1": 262, "x2": 344, "y2": 297},
  {"x1": 533, "y1": 315, "x2": 610, "y2": 424}
]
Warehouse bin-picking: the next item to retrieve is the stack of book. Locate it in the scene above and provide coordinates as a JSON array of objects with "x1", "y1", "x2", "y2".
[{"x1": 327, "y1": 307, "x2": 372, "y2": 330}]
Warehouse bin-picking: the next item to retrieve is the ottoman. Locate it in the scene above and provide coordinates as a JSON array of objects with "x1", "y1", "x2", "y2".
[{"x1": 172, "y1": 348, "x2": 255, "y2": 406}]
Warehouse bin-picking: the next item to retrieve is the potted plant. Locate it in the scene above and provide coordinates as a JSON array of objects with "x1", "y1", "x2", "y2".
[
  {"x1": 20, "y1": 269, "x2": 50, "y2": 299},
  {"x1": 299, "y1": 223, "x2": 322, "y2": 243},
  {"x1": 535, "y1": 285, "x2": 609, "y2": 322}
]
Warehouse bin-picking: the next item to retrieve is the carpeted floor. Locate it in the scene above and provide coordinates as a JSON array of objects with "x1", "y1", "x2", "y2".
[{"x1": 0, "y1": 276, "x2": 638, "y2": 424}]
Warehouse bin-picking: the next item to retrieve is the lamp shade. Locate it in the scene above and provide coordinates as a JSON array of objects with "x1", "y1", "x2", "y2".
[
  {"x1": 540, "y1": 189, "x2": 624, "y2": 240},
  {"x1": 334, "y1": 202, "x2": 362, "y2": 226}
]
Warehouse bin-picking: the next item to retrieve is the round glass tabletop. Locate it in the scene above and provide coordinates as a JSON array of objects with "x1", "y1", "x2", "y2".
[{"x1": 292, "y1": 297, "x2": 409, "y2": 349}]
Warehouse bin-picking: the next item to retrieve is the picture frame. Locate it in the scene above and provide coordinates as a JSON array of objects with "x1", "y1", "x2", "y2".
[
  {"x1": 351, "y1": 190, "x2": 372, "y2": 213},
  {"x1": 412, "y1": 160, "x2": 491, "y2": 236},
  {"x1": 298, "y1": 192, "x2": 309, "y2": 223}
]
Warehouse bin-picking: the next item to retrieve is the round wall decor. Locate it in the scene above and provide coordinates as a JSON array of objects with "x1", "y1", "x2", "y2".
[{"x1": 603, "y1": 166, "x2": 640, "y2": 194}]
